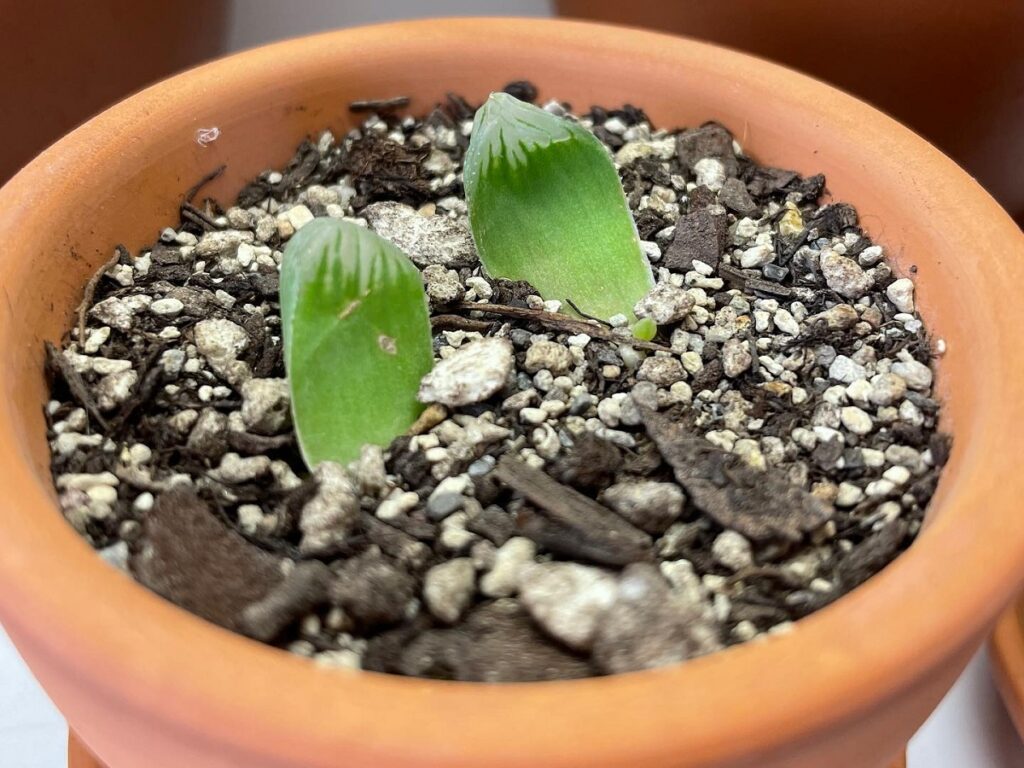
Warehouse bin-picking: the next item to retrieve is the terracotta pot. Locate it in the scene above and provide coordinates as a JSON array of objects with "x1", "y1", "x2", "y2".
[
  {"x1": 990, "y1": 599, "x2": 1024, "y2": 736},
  {"x1": 1, "y1": 17, "x2": 1023, "y2": 768},
  {"x1": 555, "y1": 0, "x2": 1024, "y2": 223},
  {"x1": 0, "y1": 0, "x2": 228, "y2": 185}
]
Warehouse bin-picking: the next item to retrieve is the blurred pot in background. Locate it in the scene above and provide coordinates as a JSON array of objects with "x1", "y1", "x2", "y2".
[
  {"x1": 0, "y1": 0, "x2": 228, "y2": 183},
  {"x1": 556, "y1": 0, "x2": 1024, "y2": 221}
]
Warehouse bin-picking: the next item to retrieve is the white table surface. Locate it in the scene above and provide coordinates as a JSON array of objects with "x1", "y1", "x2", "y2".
[{"x1": 2, "y1": 625, "x2": 1021, "y2": 767}]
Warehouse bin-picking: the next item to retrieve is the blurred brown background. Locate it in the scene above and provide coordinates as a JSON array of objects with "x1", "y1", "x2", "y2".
[
  {"x1": 557, "y1": 0, "x2": 1024, "y2": 222},
  {"x1": 1, "y1": 0, "x2": 1022, "y2": 218},
  {"x1": 0, "y1": 1, "x2": 228, "y2": 183}
]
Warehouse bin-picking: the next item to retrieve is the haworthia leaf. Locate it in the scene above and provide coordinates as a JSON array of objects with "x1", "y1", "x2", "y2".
[
  {"x1": 463, "y1": 92, "x2": 653, "y2": 322},
  {"x1": 280, "y1": 219, "x2": 433, "y2": 468}
]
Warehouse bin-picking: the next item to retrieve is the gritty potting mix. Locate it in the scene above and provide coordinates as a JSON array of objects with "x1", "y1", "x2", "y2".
[{"x1": 46, "y1": 83, "x2": 948, "y2": 681}]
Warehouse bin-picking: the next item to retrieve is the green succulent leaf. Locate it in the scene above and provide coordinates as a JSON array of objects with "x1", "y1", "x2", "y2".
[
  {"x1": 280, "y1": 219, "x2": 433, "y2": 468},
  {"x1": 632, "y1": 317, "x2": 658, "y2": 342},
  {"x1": 464, "y1": 92, "x2": 653, "y2": 322}
]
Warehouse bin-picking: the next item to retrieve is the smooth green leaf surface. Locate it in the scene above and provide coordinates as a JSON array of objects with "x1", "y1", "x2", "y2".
[
  {"x1": 280, "y1": 219, "x2": 433, "y2": 468},
  {"x1": 464, "y1": 92, "x2": 653, "y2": 322},
  {"x1": 633, "y1": 317, "x2": 658, "y2": 342}
]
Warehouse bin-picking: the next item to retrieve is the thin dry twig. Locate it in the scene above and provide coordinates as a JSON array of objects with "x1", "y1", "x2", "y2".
[
  {"x1": 431, "y1": 314, "x2": 494, "y2": 333},
  {"x1": 181, "y1": 201, "x2": 222, "y2": 231},
  {"x1": 184, "y1": 164, "x2": 226, "y2": 204},
  {"x1": 451, "y1": 302, "x2": 672, "y2": 352},
  {"x1": 349, "y1": 96, "x2": 410, "y2": 113},
  {"x1": 75, "y1": 246, "x2": 125, "y2": 345}
]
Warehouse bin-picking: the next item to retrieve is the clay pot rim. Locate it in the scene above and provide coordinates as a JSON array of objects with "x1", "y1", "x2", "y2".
[{"x1": 1, "y1": 17, "x2": 1023, "y2": 767}]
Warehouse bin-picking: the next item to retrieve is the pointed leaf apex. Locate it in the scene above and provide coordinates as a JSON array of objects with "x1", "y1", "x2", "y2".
[
  {"x1": 464, "y1": 92, "x2": 585, "y2": 201},
  {"x1": 464, "y1": 93, "x2": 653, "y2": 322}
]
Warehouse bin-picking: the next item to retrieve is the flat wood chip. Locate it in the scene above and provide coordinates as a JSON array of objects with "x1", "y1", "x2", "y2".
[
  {"x1": 640, "y1": 408, "x2": 832, "y2": 542},
  {"x1": 494, "y1": 455, "x2": 652, "y2": 565}
]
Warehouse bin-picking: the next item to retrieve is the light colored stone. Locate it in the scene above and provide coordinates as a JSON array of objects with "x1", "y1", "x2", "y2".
[
  {"x1": 592, "y1": 563, "x2": 721, "y2": 674},
  {"x1": 866, "y1": 479, "x2": 896, "y2": 498},
  {"x1": 364, "y1": 201, "x2": 477, "y2": 268},
  {"x1": 883, "y1": 465, "x2": 912, "y2": 486},
  {"x1": 89, "y1": 296, "x2": 135, "y2": 332},
  {"x1": 524, "y1": 340, "x2": 573, "y2": 375},
  {"x1": 52, "y1": 432, "x2": 103, "y2": 456},
  {"x1": 720, "y1": 337, "x2": 751, "y2": 378},
  {"x1": 845, "y1": 378, "x2": 872, "y2": 404},
  {"x1": 773, "y1": 308, "x2": 800, "y2": 336},
  {"x1": 828, "y1": 355, "x2": 868, "y2": 384},
  {"x1": 809, "y1": 303, "x2": 859, "y2": 330},
  {"x1": 602, "y1": 481, "x2": 685, "y2": 534},
  {"x1": 886, "y1": 278, "x2": 915, "y2": 313},
  {"x1": 56, "y1": 472, "x2": 119, "y2": 492},
  {"x1": 237, "y1": 504, "x2": 265, "y2": 535},
  {"x1": 99, "y1": 541, "x2": 130, "y2": 571},
  {"x1": 375, "y1": 489, "x2": 419, "y2": 521},
  {"x1": 464, "y1": 275, "x2": 493, "y2": 300},
  {"x1": 733, "y1": 439, "x2": 766, "y2": 470},
  {"x1": 195, "y1": 230, "x2": 254, "y2": 258},
  {"x1": 711, "y1": 531, "x2": 753, "y2": 571},
  {"x1": 354, "y1": 444, "x2": 388, "y2": 498},
  {"x1": 418, "y1": 337, "x2": 513, "y2": 406},
  {"x1": 422, "y1": 264, "x2": 465, "y2": 306},
  {"x1": 532, "y1": 424, "x2": 561, "y2": 459},
  {"x1": 285, "y1": 204, "x2": 315, "y2": 231},
  {"x1": 693, "y1": 157, "x2": 726, "y2": 191},
  {"x1": 518, "y1": 562, "x2": 618, "y2": 650},
  {"x1": 149, "y1": 298, "x2": 184, "y2": 317},
  {"x1": 835, "y1": 482, "x2": 865, "y2": 508},
  {"x1": 821, "y1": 249, "x2": 873, "y2": 299},
  {"x1": 210, "y1": 452, "x2": 271, "y2": 483},
  {"x1": 840, "y1": 406, "x2": 873, "y2": 435},
  {"x1": 480, "y1": 537, "x2": 536, "y2": 597},
  {"x1": 739, "y1": 244, "x2": 775, "y2": 269},
  {"x1": 240, "y1": 378, "x2": 290, "y2": 434},
  {"x1": 891, "y1": 358, "x2": 933, "y2": 391},
  {"x1": 519, "y1": 406, "x2": 548, "y2": 425},
  {"x1": 614, "y1": 137, "x2": 676, "y2": 165},
  {"x1": 299, "y1": 462, "x2": 360, "y2": 554},
  {"x1": 680, "y1": 351, "x2": 703, "y2": 374},
  {"x1": 423, "y1": 558, "x2": 476, "y2": 624},
  {"x1": 858, "y1": 245, "x2": 885, "y2": 267},
  {"x1": 899, "y1": 399, "x2": 924, "y2": 426},
  {"x1": 194, "y1": 318, "x2": 251, "y2": 385},
  {"x1": 194, "y1": 318, "x2": 248, "y2": 361},
  {"x1": 778, "y1": 205, "x2": 804, "y2": 236},
  {"x1": 95, "y1": 369, "x2": 138, "y2": 411},
  {"x1": 868, "y1": 372, "x2": 907, "y2": 406},
  {"x1": 637, "y1": 355, "x2": 685, "y2": 386},
  {"x1": 633, "y1": 283, "x2": 694, "y2": 325},
  {"x1": 83, "y1": 326, "x2": 111, "y2": 354}
]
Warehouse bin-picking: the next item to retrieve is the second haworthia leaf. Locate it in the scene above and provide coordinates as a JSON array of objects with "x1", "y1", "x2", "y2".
[
  {"x1": 280, "y1": 219, "x2": 433, "y2": 468},
  {"x1": 463, "y1": 92, "x2": 654, "y2": 323}
]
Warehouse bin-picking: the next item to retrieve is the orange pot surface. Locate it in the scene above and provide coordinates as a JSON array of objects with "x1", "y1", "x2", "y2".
[
  {"x1": 0, "y1": 0, "x2": 227, "y2": 185},
  {"x1": 991, "y1": 599, "x2": 1024, "y2": 738},
  {"x1": 66, "y1": 736, "x2": 905, "y2": 768},
  {"x1": 2, "y1": 17, "x2": 1024, "y2": 768}
]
